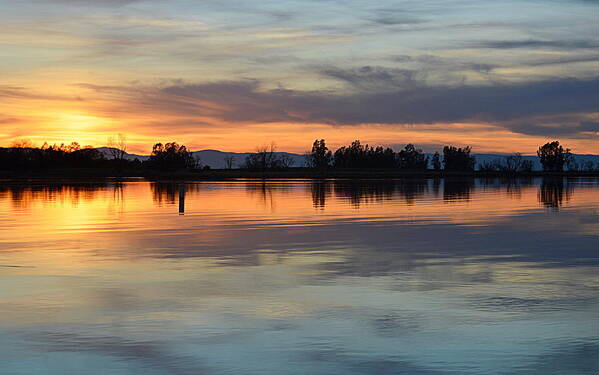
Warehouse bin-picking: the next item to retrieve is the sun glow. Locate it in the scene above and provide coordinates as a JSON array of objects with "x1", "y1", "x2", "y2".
[
  {"x1": 55, "y1": 113, "x2": 111, "y2": 131},
  {"x1": 25, "y1": 112, "x2": 121, "y2": 147}
]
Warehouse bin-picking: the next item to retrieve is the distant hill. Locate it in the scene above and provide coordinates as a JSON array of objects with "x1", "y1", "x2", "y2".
[
  {"x1": 95, "y1": 147, "x2": 599, "y2": 170},
  {"x1": 472, "y1": 153, "x2": 599, "y2": 171},
  {"x1": 96, "y1": 148, "x2": 306, "y2": 168},
  {"x1": 96, "y1": 147, "x2": 149, "y2": 161},
  {"x1": 192, "y1": 149, "x2": 307, "y2": 169}
]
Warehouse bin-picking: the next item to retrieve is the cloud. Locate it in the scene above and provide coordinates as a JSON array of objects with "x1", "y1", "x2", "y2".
[
  {"x1": 0, "y1": 85, "x2": 78, "y2": 101},
  {"x1": 320, "y1": 66, "x2": 424, "y2": 92},
  {"x1": 521, "y1": 341, "x2": 599, "y2": 374},
  {"x1": 466, "y1": 63, "x2": 495, "y2": 74},
  {"x1": 388, "y1": 55, "x2": 497, "y2": 76},
  {"x1": 0, "y1": 116, "x2": 21, "y2": 125},
  {"x1": 390, "y1": 55, "x2": 443, "y2": 64},
  {"x1": 469, "y1": 39, "x2": 599, "y2": 50},
  {"x1": 579, "y1": 121, "x2": 599, "y2": 132},
  {"x1": 0, "y1": 86, "x2": 28, "y2": 99},
  {"x1": 162, "y1": 76, "x2": 599, "y2": 135},
  {"x1": 524, "y1": 55, "x2": 599, "y2": 67},
  {"x1": 365, "y1": 8, "x2": 424, "y2": 26},
  {"x1": 38, "y1": 0, "x2": 144, "y2": 6},
  {"x1": 77, "y1": 74, "x2": 599, "y2": 137},
  {"x1": 30, "y1": 331, "x2": 211, "y2": 374}
]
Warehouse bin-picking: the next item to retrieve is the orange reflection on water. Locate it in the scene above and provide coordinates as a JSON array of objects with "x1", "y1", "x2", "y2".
[{"x1": 0, "y1": 178, "x2": 597, "y2": 270}]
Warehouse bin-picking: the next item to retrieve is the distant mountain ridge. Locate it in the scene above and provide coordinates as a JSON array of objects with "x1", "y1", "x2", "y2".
[
  {"x1": 96, "y1": 148, "x2": 305, "y2": 168},
  {"x1": 96, "y1": 147, "x2": 599, "y2": 170},
  {"x1": 96, "y1": 147, "x2": 149, "y2": 161},
  {"x1": 192, "y1": 149, "x2": 306, "y2": 169}
]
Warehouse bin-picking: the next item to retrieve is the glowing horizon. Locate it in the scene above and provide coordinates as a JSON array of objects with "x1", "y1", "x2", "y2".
[{"x1": 2, "y1": 1, "x2": 598, "y2": 155}]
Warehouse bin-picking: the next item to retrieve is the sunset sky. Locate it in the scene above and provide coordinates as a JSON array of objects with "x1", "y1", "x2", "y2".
[{"x1": 1, "y1": 0, "x2": 598, "y2": 154}]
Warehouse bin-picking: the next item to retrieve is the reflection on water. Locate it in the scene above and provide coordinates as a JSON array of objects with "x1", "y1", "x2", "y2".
[
  {"x1": 538, "y1": 177, "x2": 574, "y2": 209},
  {"x1": 1, "y1": 178, "x2": 599, "y2": 374},
  {"x1": 0, "y1": 182, "x2": 119, "y2": 208}
]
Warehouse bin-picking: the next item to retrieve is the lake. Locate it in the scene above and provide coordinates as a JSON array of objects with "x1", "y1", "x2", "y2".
[{"x1": 1, "y1": 178, "x2": 599, "y2": 374}]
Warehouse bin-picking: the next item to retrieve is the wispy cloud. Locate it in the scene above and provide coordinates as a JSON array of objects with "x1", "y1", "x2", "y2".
[
  {"x1": 37, "y1": 0, "x2": 145, "y2": 6},
  {"x1": 468, "y1": 39, "x2": 599, "y2": 50},
  {"x1": 30, "y1": 331, "x2": 212, "y2": 374},
  {"x1": 320, "y1": 66, "x2": 425, "y2": 92}
]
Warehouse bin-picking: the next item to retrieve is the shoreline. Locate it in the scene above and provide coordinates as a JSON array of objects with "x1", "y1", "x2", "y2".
[{"x1": 2, "y1": 168, "x2": 599, "y2": 181}]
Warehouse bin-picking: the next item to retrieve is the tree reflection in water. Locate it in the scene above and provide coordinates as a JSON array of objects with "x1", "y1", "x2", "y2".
[
  {"x1": 0, "y1": 178, "x2": 592, "y2": 213},
  {"x1": 538, "y1": 177, "x2": 573, "y2": 210}
]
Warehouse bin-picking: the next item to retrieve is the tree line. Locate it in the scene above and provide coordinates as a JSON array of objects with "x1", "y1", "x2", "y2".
[
  {"x1": 0, "y1": 139, "x2": 200, "y2": 172},
  {"x1": 307, "y1": 139, "x2": 479, "y2": 171},
  {"x1": 0, "y1": 137, "x2": 596, "y2": 173},
  {"x1": 305, "y1": 139, "x2": 597, "y2": 172}
]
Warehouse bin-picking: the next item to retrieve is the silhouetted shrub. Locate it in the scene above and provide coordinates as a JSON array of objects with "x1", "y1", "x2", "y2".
[
  {"x1": 0, "y1": 142, "x2": 105, "y2": 171},
  {"x1": 537, "y1": 141, "x2": 571, "y2": 172},
  {"x1": 479, "y1": 153, "x2": 533, "y2": 172},
  {"x1": 443, "y1": 146, "x2": 475, "y2": 171},
  {"x1": 333, "y1": 140, "x2": 395, "y2": 168},
  {"x1": 397, "y1": 144, "x2": 428, "y2": 170},
  {"x1": 307, "y1": 139, "x2": 332, "y2": 169},
  {"x1": 243, "y1": 143, "x2": 294, "y2": 169},
  {"x1": 431, "y1": 152, "x2": 441, "y2": 170},
  {"x1": 144, "y1": 142, "x2": 197, "y2": 170}
]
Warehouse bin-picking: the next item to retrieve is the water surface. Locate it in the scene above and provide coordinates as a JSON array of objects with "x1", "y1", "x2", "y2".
[{"x1": 1, "y1": 178, "x2": 599, "y2": 374}]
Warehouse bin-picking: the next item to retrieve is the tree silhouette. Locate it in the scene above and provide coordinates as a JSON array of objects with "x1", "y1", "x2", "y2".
[
  {"x1": 503, "y1": 153, "x2": 533, "y2": 172},
  {"x1": 443, "y1": 146, "x2": 475, "y2": 171},
  {"x1": 279, "y1": 154, "x2": 295, "y2": 168},
  {"x1": 537, "y1": 141, "x2": 571, "y2": 172},
  {"x1": 11, "y1": 139, "x2": 35, "y2": 148},
  {"x1": 107, "y1": 134, "x2": 127, "y2": 161},
  {"x1": 145, "y1": 142, "x2": 196, "y2": 170},
  {"x1": 332, "y1": 140, "x2": 395, "y2": 168},
  {"x1": 397, "y1": 144, "x2": 428, "y2": 170},
  {"x1": 479, "y1": 153, "x2": 533, "y2": 173},
  {"x1": 244, "y1": 143, "x2": 276, "y2": 169},
  {"x1": 333, "y1": 140, "x2": 366, "y2": 168},
  {"x1": 0, "y1": 141, "x2": 106, "y2": 171},
  {"x1": 581, "y1": 161, "x2": 597, "y2": 172},
  {"x1": 224, "y1": 156, "x2": 235, "y2": 169},
  {"x1": 432, "y1": 152, "x2": 441, "y2": 170},
  {"x1": 243, "y1": 143, "x2": 292, "y2": 169},
  {"x1": 308, "y1": 139, "x2": 332, "y2": 169},
  {"x1": 566, "y1": 155, "x2": 579, "y2": 172}
]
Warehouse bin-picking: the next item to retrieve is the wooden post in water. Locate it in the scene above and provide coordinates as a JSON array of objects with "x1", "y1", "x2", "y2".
[{"x1": 178, "y1": 184, "x2": 186, "y2": 215}]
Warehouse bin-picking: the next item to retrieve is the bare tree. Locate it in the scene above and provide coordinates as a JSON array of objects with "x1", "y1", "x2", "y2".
[
  {"x1": 244, "y1": 143, "x2": 277, "y2": 169},
  {"x1": 194, "y1": 155, "x2": 204, "y2": 169},
  {"x1": 11, "y1": 139, "x2": 35, "y2": 148},
  {"x1": 566, "y1": 156, "x2": 580, "y2": 172},
  {"x1": 224, "y1": 156, "x2": 235, "y2": 169},
  {"x1": 279, "y1": 154, "x2": 295, "y2": 168},
  {"x1": 581, "y1": 161, "x2": 597, "y2": 172},
  {"x1": 503, "y1": 153, "x2": 533, "y2": 172},
  {"x1": 107, "y1": 134, "x2": 127, "y2": 160}
]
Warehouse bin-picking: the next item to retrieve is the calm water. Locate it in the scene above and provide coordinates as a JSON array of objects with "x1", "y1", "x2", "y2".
[{"x1": 1, "y1": 178, "x2": 599, "y2": 374}]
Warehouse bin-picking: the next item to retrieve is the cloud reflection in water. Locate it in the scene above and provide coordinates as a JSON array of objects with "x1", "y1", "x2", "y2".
[{"x1": 1, "y1": 178, "x2": 599, "y2": 374}]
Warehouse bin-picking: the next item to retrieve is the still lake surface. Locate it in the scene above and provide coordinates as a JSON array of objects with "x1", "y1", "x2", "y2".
[{"x1": 1, "y1": 178, "x2": 599, "y2": 374}]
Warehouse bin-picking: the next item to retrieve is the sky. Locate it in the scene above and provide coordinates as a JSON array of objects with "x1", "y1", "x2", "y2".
[{"x1": 1, "y1": 0, "x2": 598, "y2": 154}]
